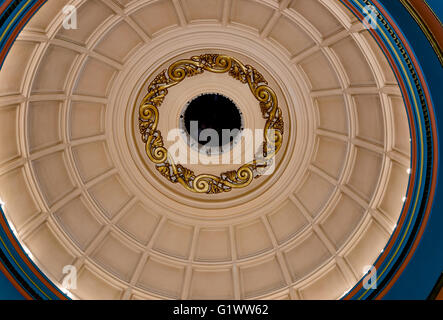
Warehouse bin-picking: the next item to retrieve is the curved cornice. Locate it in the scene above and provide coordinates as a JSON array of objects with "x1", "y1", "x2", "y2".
[
  {"x1": 340, "y1": 0, "x2": 438, "y2": 300},
  {"x1": 399, "y1": 0, "x2": 443, "y2": 65}
]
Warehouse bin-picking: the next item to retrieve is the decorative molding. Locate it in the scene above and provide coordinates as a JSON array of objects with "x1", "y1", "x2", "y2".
[
  {"x1": 137, "y1": 54, "x2": 284, "y2": 194},
  {"x1": 399, "y1": 0, "x2": 443, "y2": 65},
  {"x1": 0, "y1": 0, "x2": 438, "y2": 300},
  {"x1": 427, "y1": 272, "x2": 443, "y2": 300}
]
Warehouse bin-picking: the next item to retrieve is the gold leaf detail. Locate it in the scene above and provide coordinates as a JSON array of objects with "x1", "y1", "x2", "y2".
[
  {"x1": 138, "y1": 54, "x2": 285, "y2": 194},
  {"x1": 157, "y1": 164, "x2": 172, "y2": 181},
  {"x1": 177, "y1": 164, "x2": 195, "y2": 181},
  {"x1": 222, "y1": 170, "x2": 238, "y2": 182},
  {"x1": 273, "y1": 117, "x2": 284, "y2": 134}
]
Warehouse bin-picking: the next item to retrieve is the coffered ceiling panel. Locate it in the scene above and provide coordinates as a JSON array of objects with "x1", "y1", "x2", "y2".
[{"x1": 0, "y1": 0, "x2": 412, "y2": 300}]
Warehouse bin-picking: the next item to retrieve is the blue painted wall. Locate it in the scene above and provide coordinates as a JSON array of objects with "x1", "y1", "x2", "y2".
[
  {"x1": 377, "y1": 0, "x2": 443, "y2": 299},
  {"x1": 0, "y1": 272, "x2": 24, "y2": 300},
  {"x1": 426, "y1": 0, "x2": 443, "y2": 19}
]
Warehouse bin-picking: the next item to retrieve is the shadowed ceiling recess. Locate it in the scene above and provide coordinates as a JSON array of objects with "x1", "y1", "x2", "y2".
[{"x1": 182, "y1": 93, "x2": 242, "y2": 149}]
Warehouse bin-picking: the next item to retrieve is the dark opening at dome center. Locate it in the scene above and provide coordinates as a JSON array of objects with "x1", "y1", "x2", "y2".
[{"x1": 183, "y1": 93, "x2": 242, "y2": 148}]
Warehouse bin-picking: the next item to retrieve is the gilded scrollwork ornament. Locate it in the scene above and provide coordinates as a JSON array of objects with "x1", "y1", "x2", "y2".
[{"x1": 137, "y1": 54, "x2": 284, "y2": 194}]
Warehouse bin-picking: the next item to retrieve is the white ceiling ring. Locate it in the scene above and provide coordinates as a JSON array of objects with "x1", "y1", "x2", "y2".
[{"x1": 0, "y1": 0, "x2": 411, "y2": 300}]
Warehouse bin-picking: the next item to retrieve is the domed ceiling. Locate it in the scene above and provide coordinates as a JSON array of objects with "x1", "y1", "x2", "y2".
[{"x1": 0, "y1": 0, "x2": 412, "y2": 300}]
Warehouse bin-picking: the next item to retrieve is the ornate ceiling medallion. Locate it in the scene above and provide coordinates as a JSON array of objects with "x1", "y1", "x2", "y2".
[{"x1": 137, "y1": 54, "x2": 284, "y2": 194}]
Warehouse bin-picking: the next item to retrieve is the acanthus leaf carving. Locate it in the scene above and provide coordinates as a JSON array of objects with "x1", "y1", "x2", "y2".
[{"x1": 137, "y1": 54, "x2": 285, "y2": 194}]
